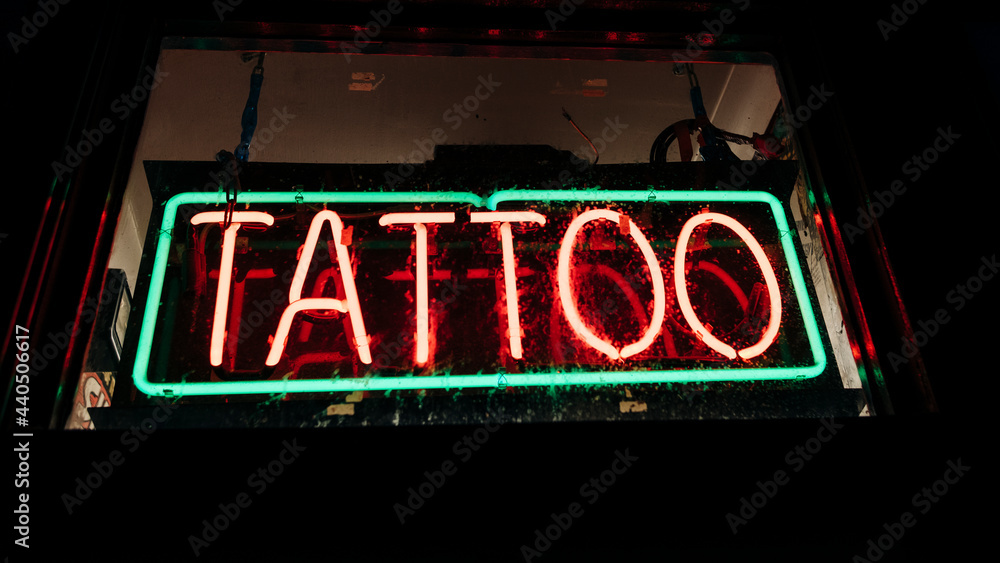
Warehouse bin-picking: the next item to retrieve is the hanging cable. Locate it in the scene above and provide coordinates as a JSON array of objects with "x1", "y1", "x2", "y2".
[
  {"x1": 650, "y1": 63, "x2": 790, "y2": 163},
  {"x1": 214, "y1": 52, "x2": 266, "y2": 230},
  {"x1": 235, "y1": 52, "x2": 265, "y2": 165}
]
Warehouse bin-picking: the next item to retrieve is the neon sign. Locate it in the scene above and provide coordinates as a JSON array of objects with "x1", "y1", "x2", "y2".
[{"x1": 131, "y1": 189, "x2": 827, "y2": 397}]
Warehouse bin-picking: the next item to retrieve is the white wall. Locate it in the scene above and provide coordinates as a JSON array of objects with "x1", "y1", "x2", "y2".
[{"x1": 108, "y1": 48, "x2": 781, "y2": 290}]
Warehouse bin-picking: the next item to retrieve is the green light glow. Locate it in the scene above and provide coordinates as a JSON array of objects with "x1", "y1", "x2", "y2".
[{"x1": 133, "y1": 189, "x2": 827, "y2": 397}]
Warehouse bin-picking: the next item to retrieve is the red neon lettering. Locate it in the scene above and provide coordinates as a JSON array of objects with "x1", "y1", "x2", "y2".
[
  {"x1": 673, "y1": 212, "x2": 781, "y2": 360},
  {"x1": 191, "y1": 211, "x2": 275, "y2": 366},
  {"x1": 379, "y1": 212, "x2": 456, "y2": 365},
  {"x1": 266, "y1": 210, "x2": 372, "y2": 366},
  {"x1": 470, "y1": 211, "x2": 547, "y2": 359},
  {"x1": 556, "y1": 209, "x2": 666, "y2": 360}
]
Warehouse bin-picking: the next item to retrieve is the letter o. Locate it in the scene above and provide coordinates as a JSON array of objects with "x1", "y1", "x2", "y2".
[
  {"x1": 557, "y1": 209, "x2": 665, "y2": 360},
  {"x1": 674, "y1": 212, "x2": 781, "y2": 359},
  {"x1": 257, "y1": 127, "x2": 274, "y2": 145},
  {"x1": 463, "y1": 95, "x2": 480, "y2": 113}
]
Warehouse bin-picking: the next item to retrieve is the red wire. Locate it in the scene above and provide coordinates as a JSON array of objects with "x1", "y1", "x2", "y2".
[{"x1": 562, "y1": 108, "x2": 599, "y2": 165}]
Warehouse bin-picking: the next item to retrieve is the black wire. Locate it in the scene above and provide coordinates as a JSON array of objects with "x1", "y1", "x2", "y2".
[{"x1": 650, "y1": 121, "x2": 684, "y2": 163}]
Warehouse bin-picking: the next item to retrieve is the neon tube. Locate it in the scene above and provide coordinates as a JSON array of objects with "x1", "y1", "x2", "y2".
[
  {"x1": 469, "y1": 211, "x2": 547, "y2": 224},
  {"x1": 470, "y1": 211, "x2": 547, "y2": 359},
  {"x1": 190, "y1": 211, "x2": 274, "y2": 366},
  {"x1": 500, "y1": 224, "x2": 522, "y2": 358},
  {"x1": 282, "y1": 210, "x2": 373, "y2": 364},
  {"x1": 674, "y1": 212, "x2": 782, "y2": 360},
  {"x1": 415, "y1": 223, "x2": 429, "y2": 364},
  {"x1": 190, "y1": 212, "x2": 275, "y2": 227},
  {"x1": 379, "y1": 212, "x2": 456, "y2": 365},
  {"x1": 579, "y1": 264, "x2": 677, "y2": 358},
  {"x1": 133, "y1": 190, "x2": 826, "y2": 398},
  {"x1": 266, "y1": 298, "x2": 347, "y2": 366},
  {"x1": 379, "y1": 212, "x2": 457, "y2": 226},
  {"x1": 557, "y1": 209, "x2": 665, "y2": 360}
]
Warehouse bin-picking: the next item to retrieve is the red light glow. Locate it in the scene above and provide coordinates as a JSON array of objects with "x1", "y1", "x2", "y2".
[
  {"x1": 191, "y1": 211, "x2": 275, "y2": 366},
  {"x1": 674, "y1": 213, "x2": 781, "y2": 360},
  {"x1": 379, "y1": 212, "x2": 457, "y2": 365},
  {"x1": 470, "y1": 211, "x2": 547, "y2": 359},
  {"x1": 557, "y1": 209, "x2": 666, "y2": 360}
]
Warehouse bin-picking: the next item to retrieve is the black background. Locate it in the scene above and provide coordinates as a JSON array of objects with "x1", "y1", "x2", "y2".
[{"x1": 3, "y1": 1, "x2": 993, "y2": 561}]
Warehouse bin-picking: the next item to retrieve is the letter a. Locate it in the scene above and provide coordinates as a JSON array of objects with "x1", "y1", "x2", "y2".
[{"x1": 266, "y1": 210, "x2": 372, "y2": 365}]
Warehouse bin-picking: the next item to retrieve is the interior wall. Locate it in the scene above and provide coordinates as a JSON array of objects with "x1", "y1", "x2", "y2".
[{"x1": 108, "y1": 48, "x2": 781, "y2": 293}]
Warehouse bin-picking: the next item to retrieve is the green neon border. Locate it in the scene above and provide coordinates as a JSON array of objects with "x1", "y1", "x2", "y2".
[{"x1": 133, "y1": 190, "x2": 827, "y2": 397}]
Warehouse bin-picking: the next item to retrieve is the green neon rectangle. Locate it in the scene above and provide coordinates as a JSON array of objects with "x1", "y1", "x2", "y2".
[{"x1": 132, "y1": 189, "x2": 827, "y2": 397}]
